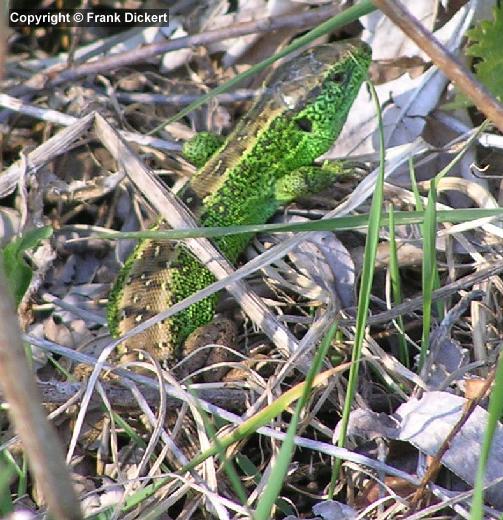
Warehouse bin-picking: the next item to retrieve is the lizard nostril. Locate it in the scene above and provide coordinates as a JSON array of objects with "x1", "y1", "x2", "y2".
[{"x1": 295, "y1": 117, "x2": 312, "y2": 132}]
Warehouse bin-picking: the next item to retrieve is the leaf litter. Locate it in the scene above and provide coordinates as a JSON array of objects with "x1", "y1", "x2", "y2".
[{"x1": 2, "y1": 0, "x2": 503, "y2": 518}]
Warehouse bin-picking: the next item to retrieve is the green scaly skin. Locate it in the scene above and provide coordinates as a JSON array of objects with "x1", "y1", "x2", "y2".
[{"x1": 107, "y1": 41, "x2": 371, "y2": 366}]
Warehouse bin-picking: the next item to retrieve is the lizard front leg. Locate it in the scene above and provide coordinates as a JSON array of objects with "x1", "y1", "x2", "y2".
[{"x1": 274, "y1": 162, "x2": 349, "y2": 203}]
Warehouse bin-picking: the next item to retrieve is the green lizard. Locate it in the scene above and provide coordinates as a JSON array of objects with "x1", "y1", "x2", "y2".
[{"x1": 107, "y1": 40, "x2": 371, "y2": 367}]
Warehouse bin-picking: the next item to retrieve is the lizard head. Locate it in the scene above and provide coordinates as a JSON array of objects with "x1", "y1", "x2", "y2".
[
  {"x1": 189, "y1": 41, "x2": 371, "y2": 197},
  {"x1": 268, "y1": 40, "x2": 371, "y2": 164}
]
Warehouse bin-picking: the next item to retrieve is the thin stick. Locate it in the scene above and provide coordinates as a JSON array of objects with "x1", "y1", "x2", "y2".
[{"x1": 0, "y1": 268, "x2": 82, "y2": 519}]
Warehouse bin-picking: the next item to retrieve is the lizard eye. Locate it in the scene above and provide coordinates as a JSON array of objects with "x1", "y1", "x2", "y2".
[
  {"x1": 329, "y1": 70, "x2": 346, "y2": 83},
  {"x1": 295, "y1": 117, "x2": 312, "y2": 132}
]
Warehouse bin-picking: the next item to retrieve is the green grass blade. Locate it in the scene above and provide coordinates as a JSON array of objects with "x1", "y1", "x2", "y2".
[
  {"x1": 17, "y1": 456, "x2": 28, "y2": 502},
  {"x1": 418, "y1": 123, "x2": 488, "y2": 370},
  {"x1": 387, "y1": 203, "x2": 409, "y2": 367},
  {"x1": 470, "y1": 354, "x2": 503, "y2": 517},
  {"x1": 331, "y1": 77, "x2": 385, "y2": 493},
  {"x1": 419, "y1": 179, "x2": 438, "y2": 370},
  {"x1": 187, "y1": 389, "x2": 249, "y2": 506},
  {"x1": 99, "y1": 207, "x2": 503, "y2": 242},
  {"x1": 254, "y1": 322, "x2": 338, "y2": 520},
  {"x1": 0, "y1": 454, "x2": 15, "y2": 515},
  {"x1": 408, "y1": 158, "x2": 423, "y2": 211},
  {"x1": 1, "y1": 225, "x2": 53, "y2": 306},
  {"x1": 436, "y1": 122, "x2": 489, "y2": 182}
]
